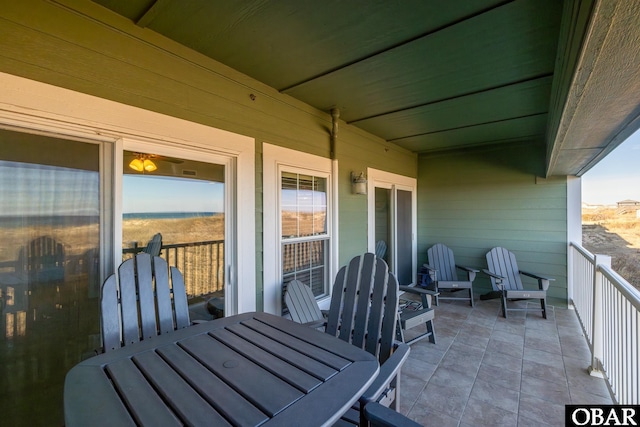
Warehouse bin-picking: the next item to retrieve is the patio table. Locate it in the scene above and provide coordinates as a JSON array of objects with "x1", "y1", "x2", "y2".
[{"x1": 64, "y1": 311, "x2": 379, "y2": 427}]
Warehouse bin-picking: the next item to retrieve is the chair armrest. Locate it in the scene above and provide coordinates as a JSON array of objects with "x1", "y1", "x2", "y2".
[
  {"x1": 456, "y1": 264, "x2": 479, "y2": 273},
  {"x1": 421, "y1": 263, "x2": 436, "y2": 272},
  {"x1": 418, "y1": 265, "x2": 437, "y2": 282},
  {"x1": 520, "y1": 270, "x2": 555, "y2": 291},
  {"x1": 359, "y1": 342, "x2": 410, "y2": 404},
  {"x1": 302, "y1": 311, "x2": 330, "y2": 329},
  {"x1": 302, "y1": 319, "x2": 327, "y2": 329},
  {"x1": 364, "y1": 402, "x2": 422, "y2": 427},
  {"x1": 399, "y1": 285, "x2": 439, "y2": 297},
  {"x1": 482, "y1": 269, "x2": 504, "y2": 280},
  {"x1": 520, "y1": 270, "x2": 554, "y2": 281},
  {"x1": 399, "y1": 285, "x2": 438, "y2": 308},
  {"x1": 456, "y1": 264, "x2": 479, "y2": 281},
  {"x1": 482, "y1": 269, "x2": 505, "y2": 290}
]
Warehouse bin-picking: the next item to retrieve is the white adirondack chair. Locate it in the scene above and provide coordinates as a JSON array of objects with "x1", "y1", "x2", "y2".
[{"x1": 100, "y1": 253, "x2": 190, "y2": 352}]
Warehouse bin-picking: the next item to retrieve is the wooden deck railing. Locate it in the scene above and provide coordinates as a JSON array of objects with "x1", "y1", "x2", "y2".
[
  {"x1": 570, "y1": 242, "x2": 640, "y2": 404},
  {"x1": 123, "y1": 240, "x2": 224, "y2": 298}
]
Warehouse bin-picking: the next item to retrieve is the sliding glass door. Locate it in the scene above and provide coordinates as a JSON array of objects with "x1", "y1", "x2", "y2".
[
  {"x1": 396, "y1": 189, "x2": 413, "y2": 285},
  {"x1": 121, "y1": 145, "x2": 231, "y2": 318},
  {"x1": 0, "y1": 129, "x2": 102, "y2": 425},
  {"x1": 369, "y1": 170, "x2": 417, "y2": 286},
  {"x1": 0, "y1": 73, "x2": 255, "y2": 426}
]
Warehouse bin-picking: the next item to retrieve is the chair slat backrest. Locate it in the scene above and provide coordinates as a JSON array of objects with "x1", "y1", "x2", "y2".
[
  {"x1": 134, "y1": 254, "x2": 157, "y2": 341},
  {"x1": 142, "y1": 233, "x2": 163, "y2": 257},
  {"x1": 326, "y1": 253, "x2": 398, "y2": 365},
  {"x1": 375, "y1": 240, "x2": 387, "y2": 259},
  {"x1": 118, "y1": 254, "x2": 141, "y2": 346},
  {"x1": 100, "y1": 253, "x2": 190, "y2": 352},
  {"x1": 100, "y1": 275, "x2": 120, "y2": 351},
  {"x1": 285, "y1": 280, "x2": 324, "y2": 324},
  {"x1": 17, "y1": 236, "x2": 66, "y2": 283},
  {"x1": 170, "y1": 266, "x2": 190, "y2": 330},
  {"x1": 485, "y1": 247, "x2": 524, "y2": 291},
  {"x1": 427, "y1": 243, "x2": 457, "y2": 281}
]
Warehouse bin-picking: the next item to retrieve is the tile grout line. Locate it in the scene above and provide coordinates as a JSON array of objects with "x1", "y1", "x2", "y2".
[{"x1": 451, "y1": 300, "x2": 499, "y2": 427}]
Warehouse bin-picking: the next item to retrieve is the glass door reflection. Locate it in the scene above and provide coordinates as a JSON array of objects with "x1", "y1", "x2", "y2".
[
  {"x1": 0, "y1": 130, "x2": 101, "y2": 426},
  {"x1": 122, "y1": 151, "x2": 226, "y2": 316}
]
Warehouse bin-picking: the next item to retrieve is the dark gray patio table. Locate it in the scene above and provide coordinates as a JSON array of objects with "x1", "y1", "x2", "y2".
[{"x1": 64, "y1": 311, "x2": 379, "y2": 427}]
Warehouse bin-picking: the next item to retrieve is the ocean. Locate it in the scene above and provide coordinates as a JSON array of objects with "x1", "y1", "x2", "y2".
[
  {"x1": 123, "y1": 212, "x2": 220, "y2": 220},
  {"x1": 0, "y1": 212, "x2": 221, "y2": 227}
]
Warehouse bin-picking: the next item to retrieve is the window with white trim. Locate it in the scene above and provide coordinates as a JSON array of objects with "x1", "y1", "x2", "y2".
[
  {"x1": 281, "y1": 172, "x2": 328, "y2": 298},
  {"x1": 262, "y1": 143, "x2": 334, "y2": 315}
]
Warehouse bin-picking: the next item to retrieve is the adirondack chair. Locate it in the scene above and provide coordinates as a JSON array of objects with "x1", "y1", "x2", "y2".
[
  {"x1": 422, "y1": 243, "x2": 478, "y2": 307},
  {"x1": 142, "y1": 232, "x2": 163, "y2": 257},
  {"x1": 284, "y1": 279, "x2": 326, "y2": 329},
  {"x1": 286, "y1": 253, "x2": 410, "y2": 426},
  {"x1": 327, "y1": 253, "x2": 410, "y2": 426},
  {"x1": 100, "y1": 253, "x2": 190, "y2": 352},
  {"x1": 16, "y1": 236, "x2": 66, "y2": 284},
  {"x1": 364, "y1": 402, "x2": 422, "y2": 427},
  {"x1": 483, "y1": 247, "x2": 555, "y2": 319},
  {"x1": 375, "y1": 240, "x2": 387, "y2": 259},
  {"x1": 395, "y1": 283, "x2": 437, "y2": 345}
]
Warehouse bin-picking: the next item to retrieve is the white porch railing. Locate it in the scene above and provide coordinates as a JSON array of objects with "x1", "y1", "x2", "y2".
[{"x1": 570, "y1": 242, "x2": 640, "y2": 404}]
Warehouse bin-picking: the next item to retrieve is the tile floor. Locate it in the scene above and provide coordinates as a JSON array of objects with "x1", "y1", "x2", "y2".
[{"x1": 398, "y1": 297, "x2": 613, "y2": 426}]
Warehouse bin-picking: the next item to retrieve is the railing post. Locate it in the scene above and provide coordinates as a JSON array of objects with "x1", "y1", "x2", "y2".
[
  {"x1": 568, "y1": 243, "x2": 574, "y2": 307},
  {"x1": 589, "y1": 254, "x2": 611, "y2": 377}
]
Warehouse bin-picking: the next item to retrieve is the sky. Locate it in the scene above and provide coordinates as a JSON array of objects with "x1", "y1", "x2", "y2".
[
  {"x1": 581, "y1": 128, "x2": 640, "y2": 205},
  {"x1": 123, "y1": 175, "x2": 224, "y2": 213},
  {"x1": 0, "y1": 166, "x2": 224, "y2": 216}
]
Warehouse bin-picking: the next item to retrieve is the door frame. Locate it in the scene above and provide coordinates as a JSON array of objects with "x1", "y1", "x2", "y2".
[
  {"x1": 366, "y1": 168, "x2": 417, "y2": 285},
  {"x1": 120, "y1": 139, "x2": 240, "y2": 315},
  {"x1": 0, "y1": 72, "x2": 256, "y2": 314}
]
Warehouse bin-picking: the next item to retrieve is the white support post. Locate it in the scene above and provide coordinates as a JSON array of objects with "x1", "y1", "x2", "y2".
[
  {"x1": 589, "y1": 254, "x2": 611, "y2": 377},
  {"x1": 566, "y1": 176, "x2": 582, "y2": 304}
]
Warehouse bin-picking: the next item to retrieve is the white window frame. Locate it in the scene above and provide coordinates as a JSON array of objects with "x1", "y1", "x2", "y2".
[
  {"x1": 366, "y1": 168, "x2": 417, "y2": 285},
  {"x1": 263, "y1": 143, "x2": 336, "y2": 315},
  {"x1": 0, "y1": 71, "x2": 256, "y2": 315}
]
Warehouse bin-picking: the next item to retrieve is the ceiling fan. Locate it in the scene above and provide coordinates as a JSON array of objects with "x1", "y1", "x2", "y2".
[{"x1": 127, "y1": 152, "x2": 184, "y2": 173}]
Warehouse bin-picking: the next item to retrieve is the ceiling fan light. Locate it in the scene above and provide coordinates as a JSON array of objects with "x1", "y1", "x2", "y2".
[
  {"x1": 129, "y1": 158, "x2": 144, "y2": 172},
  {"x1": 143, "y1": 159, "x2": 157, "y2": 172}
]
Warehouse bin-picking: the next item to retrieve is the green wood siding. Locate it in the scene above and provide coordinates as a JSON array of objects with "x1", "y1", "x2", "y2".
[
  {"x1": 0, "y1": 1, "x2": 417, "y2": 299},
  {"x1": 336, "y1": 130, "x2": 416, "y2": 265},
  {"x1": 417, "y1": 142, "x2": 568, "y2": 305}
]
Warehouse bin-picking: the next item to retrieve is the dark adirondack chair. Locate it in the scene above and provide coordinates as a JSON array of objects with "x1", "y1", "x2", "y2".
[
  {"x1": 483, "y1": 247, "x2": 555, "y2": 319},
  {"x1": 16, "y1": 236, "x2": 66, "y2": 284},
  {"x1": 142, "y1": 232, "x2": 163, "y2": 257},
  {"x1": 286, "y1": 253, "x2": 410, "y2": 426},
  {"x1": 284, "y1": 279, "x2": 326, "y2": 328},
  {"x1": 100, "y1": 253, "x2": 190, "y2": 352},
  {"x1": 395, "y1": 283, "x2": 437, "y2": 345},
  {"x1": 423, "y1": 243, "x2": 478, "y2": 307},
  {"x1": 331, "y1": 254, "x2": 411, "y2": 425},
  {"x1": 375, "y1": 240, "x2": 387, "y2": 259},
  {"x1": 364, "y1": 402, "x2": 422, "y2": 427}
]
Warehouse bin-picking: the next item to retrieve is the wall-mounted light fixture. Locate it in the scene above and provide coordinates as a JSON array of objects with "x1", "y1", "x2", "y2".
[{"x1": 351, "y1": 172, "x2": 367, "y2": 195}]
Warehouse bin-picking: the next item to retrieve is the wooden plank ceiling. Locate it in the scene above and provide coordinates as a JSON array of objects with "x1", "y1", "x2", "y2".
[{"x1": 89, "y1": 0, "x2": 636, "y2": 176}]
